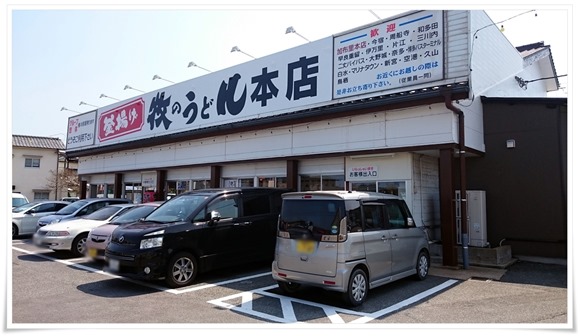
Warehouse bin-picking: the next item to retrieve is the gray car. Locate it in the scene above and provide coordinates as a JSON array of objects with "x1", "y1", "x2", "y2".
[
  {"x1": 272, "y1": 191, "x2": 430, "y2": 306},
  {"x1": 12, "y1": 201, "x2": 71, "y2": 238},
  {"x1": 36, "y1": 198, "x2": 132, "y2": 230}
]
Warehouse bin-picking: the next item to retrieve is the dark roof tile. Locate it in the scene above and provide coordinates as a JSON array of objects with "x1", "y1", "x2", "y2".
[{"x1": 12, "y1": 135, "x2": 65, "y2": 149}]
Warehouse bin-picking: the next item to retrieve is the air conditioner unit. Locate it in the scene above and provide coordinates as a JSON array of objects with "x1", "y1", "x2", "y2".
[{"x1": 454, "y1": 190, "x2": 488, "y2": 247}]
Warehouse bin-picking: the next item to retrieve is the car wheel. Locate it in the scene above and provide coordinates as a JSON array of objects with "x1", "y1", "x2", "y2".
[
  {"x1": 415, "y1": 250, "x2": 430, "y2": 281},
  {"x1": 165, "y1": 252, "x2": 198, "y2": 288},
  {"x1": 12, "y1": 224, "x2": 18, "y2": 239},
  {"x1": 343, "y1": 268, "x2": 368, "y2": 306},
  {"x1": 71, "y1": 233, "x2": 88, "y2": 257},
  {"x1": 278, "y1": 281, "x2": 301, "y2": 294}
]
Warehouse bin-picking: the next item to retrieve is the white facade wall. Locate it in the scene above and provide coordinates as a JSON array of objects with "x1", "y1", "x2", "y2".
[
  {"x1": 87, "y1": 174, "x2": 115, "y2": 184},
  {"x1": 469, "y1": 11, "x2": 525, "y2": 96},
  {"x1": 412, "y1": 154, "x2": 440, "y2": 240},
  {"x1": 78, "y1": 103, "x2": 457, "y2": 175},
  {"x1": 221, "y1": 161, "x2": 287, "y2": 178},
  {"x1": 482, "y1": 59, "x2": 550, "y2": 97},
  {"x1": 123, "y1": 171, "x2": 142, "y2": 183},
  {"x1": 298, "y1": 157, "x2": 344, "y2": 175},
  {"x1": 166, "y1": 167, "x2": 210, "y2": 181}
]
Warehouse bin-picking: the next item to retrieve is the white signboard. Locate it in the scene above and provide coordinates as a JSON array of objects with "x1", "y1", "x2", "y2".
[
  {"x1": 348, "y1": 165, "x2": 379, "y2": 180},
  {"x1": 66, "y1": 110, "x2": 97, "y2": 149},
  {"x1": 333, "y1": 10, "x2": 444, "y2": 99},
  {"x1": 66, "y1": 37, "x2": 334, "y2": 151},
  {"x1": 141, "y1": 173, "x2": 156, "y2": 188}
]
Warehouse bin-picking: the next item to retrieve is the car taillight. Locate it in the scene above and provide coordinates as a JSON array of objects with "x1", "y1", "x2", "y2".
[{"x1": 338, "y1": 217, "x2": 347, "y2": 242}]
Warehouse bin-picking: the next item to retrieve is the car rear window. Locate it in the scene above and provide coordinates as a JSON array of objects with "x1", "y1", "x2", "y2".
[{"x1": 279, "y1": 199, "x2": 345, "y2": 239}]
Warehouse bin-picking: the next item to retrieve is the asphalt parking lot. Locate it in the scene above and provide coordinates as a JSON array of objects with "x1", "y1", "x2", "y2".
[{"x1": 9, "y1": 237, "x2": 570, "y2": 330}]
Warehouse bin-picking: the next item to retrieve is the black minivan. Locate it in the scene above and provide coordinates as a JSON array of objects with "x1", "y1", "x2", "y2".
[{"x1": 105, "y1": 188, "x2": 288, "y2": 288}]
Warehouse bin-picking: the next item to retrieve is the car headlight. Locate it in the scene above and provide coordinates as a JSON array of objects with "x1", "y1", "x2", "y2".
[
  {"x1": 45, "y1": 231, "x2": 70, "y2": 236},
  {"x1": 140, "y1": 237, "x2": 163, "y2": 249}
]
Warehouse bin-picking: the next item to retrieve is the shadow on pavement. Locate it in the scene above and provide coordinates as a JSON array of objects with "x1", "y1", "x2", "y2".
[{"x1": 500, "y1": 260, "x2": 567, "y2": 288}]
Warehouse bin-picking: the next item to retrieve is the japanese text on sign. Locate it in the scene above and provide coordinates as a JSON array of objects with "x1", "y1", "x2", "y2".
[
  {"x1": 333, "y1": 10, "x2": 444, "y2": 99},
  {"x1": 86, "y1": 37, "x2": 333, "y2": 147},
  {"x1": 349, "y1": 166, "x2": 379, "y2": 179},
  {"x1": 66, "y1": 111, "x2": 97, "y2": 149}
]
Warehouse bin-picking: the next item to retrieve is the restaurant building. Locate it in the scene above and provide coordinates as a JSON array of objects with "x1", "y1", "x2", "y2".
[{"x1": 65, "y1": 10, "x2": 562, "y2": 264}]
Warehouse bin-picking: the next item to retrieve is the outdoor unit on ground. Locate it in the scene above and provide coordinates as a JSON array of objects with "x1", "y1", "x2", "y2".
[{"x1": 454, "y1": 190, "x2": 488, "y2": 247}]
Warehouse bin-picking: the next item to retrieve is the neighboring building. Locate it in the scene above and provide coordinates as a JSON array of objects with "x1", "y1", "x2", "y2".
[
  {"x1": 63, "y1": 10, "x2": 564, "y2": 263},
  {"x1": 470, "y1": 96, "x2": 567, "y2": 259},
  {"x1": 12, "y1": 135, "x2": 74, "y2": 201}
]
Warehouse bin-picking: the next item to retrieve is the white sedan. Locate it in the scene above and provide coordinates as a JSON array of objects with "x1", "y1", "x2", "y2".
[
  {"x1": 12, "y1": 201, "x2": 70, "y2": 238},
  {"x1": 33, "y1": 203, "x2": 138, "y2": 257}
]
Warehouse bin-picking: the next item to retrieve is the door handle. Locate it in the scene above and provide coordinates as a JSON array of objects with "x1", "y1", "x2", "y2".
[{"x1": 235, "y1": 221, "x2": 251, "y2": 226}]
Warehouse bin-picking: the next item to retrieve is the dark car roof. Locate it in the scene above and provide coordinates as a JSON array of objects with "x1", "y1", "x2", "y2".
[
  {"x1": 179, "y1": 188, "x2": 290, "y2": 196},
  {"x1": 80, "y1": 198, "x2": 131, "y2": 203}
]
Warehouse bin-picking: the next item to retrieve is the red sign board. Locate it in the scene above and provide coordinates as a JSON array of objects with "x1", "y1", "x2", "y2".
[{"x1": 98, "y1": 98, "x2": 145, "y2": 142}]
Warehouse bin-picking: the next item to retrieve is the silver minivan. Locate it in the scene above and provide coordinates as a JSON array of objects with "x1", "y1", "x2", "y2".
[{"x1": 272, "y1": 190, "x2": 430, "y2": 306}]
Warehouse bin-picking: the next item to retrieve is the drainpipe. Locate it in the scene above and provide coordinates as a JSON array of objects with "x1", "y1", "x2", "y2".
[
  {"x1": 55, "y1": 150, "x2": 60, "y2": 201},
  {"x1": 444, "y1": 92, "x2": 469, "y2": 270}
]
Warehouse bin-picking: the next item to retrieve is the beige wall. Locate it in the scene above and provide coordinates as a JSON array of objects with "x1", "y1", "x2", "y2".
[{"x1": 12, "y1": 147, "x2": 60, "y2": 201}]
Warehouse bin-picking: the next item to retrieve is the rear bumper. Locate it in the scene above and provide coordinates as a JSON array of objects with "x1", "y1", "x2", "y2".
[
  {"x1": 272, "y1": 260, "x2": 353, "y2": 293},
  {"x1": 33, "y1": 234, "x2": 73, "y2": 251}
]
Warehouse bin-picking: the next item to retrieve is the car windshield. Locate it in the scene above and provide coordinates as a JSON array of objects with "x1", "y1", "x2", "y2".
[
  {"x1": 111, "y1": 205, "x2": 158, "y2": 225},
  {"x1": 84, "y1": 206, "x2": 126, "y2": 221},
  {"x1": 55, "y1": 200, "x2": 89, "y2": 215},
  {"x1": 12, "y1": 198, "x2": 29, "y2": 207},
  {"x1": 146, "y1": 194, "x2": 208, "y2": 223},
  {"x1": 12, "y1": 202, "x2": 41, "y2": 213},
  {"x1": 279, "y1": 199, "x2": 346, "y2": 238}
]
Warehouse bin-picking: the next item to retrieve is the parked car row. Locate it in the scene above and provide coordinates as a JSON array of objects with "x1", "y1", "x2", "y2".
[
  {"x1": 12, "y1": 197, "x2": 131, "y2": 239},
  {"x1": 33, "y1": 203, "x2": 139, "y2": 257},
  {"x1": 13, "y1": 188, "x2": 431, "y2": 306}
]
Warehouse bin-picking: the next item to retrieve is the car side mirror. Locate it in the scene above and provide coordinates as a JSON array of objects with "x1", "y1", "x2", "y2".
[
  {"x1": 206, "y1": 210, "x2": 221, "y2": 225},
  {"x1": 211, "y1": 210, "x2": 221, "y2": 221}
]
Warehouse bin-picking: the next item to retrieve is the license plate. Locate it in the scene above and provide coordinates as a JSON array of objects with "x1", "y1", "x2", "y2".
[
  {"x1": 88, "y1": 248, "x2": 97, "y2": 257},
  {"x1": 109, "y1": 258, "x2": 120, "y2": 272},
  {"x1": 296, "y1": 240, "x2": 315, "y2": 254}
]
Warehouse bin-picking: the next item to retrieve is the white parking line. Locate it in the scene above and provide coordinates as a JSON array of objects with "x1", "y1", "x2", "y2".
[
  {"x1": 12, "y1": 246, "x2": 272, "y2": 294},
  {"x1": 12, "y1": 246, "x2": 170, "y2": 291},
  {"x1": 208, "y1": 279, "x2": 458, "y2": 324},
  {"x1": 170, "y1": 272, "x2": 271, "y2": 294}
]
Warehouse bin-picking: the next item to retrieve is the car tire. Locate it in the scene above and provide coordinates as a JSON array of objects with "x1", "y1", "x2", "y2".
[
  {"x1": 278, "y1": 281, "x2": 301, "y2": 294},
  {"x1": 71, "y1": 233, "x2": 88, "y2": 257},
  {"x1": 12, "y1": 224, "x2": 18, "y2": 239},
  {"x1": 165, "y1": 252, "x2": 198, "y2": 288},
  {"x1": 415, "y1": 250, "x2": 430, "y2": 281},
  {"x1": 343, "y1": 268, "x2": 368, "y2": 306}
]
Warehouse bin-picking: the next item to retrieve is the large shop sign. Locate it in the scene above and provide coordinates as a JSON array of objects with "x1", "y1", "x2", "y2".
[
  {"x1": 66, "y1": 10, "x2": 446, "y2": 151},
  {"x1": 333, "y1": 10, "x2": 444, "y2": 99},
  {"x1": 67, "y1": 37, "x2": 334, "y2": 150}
]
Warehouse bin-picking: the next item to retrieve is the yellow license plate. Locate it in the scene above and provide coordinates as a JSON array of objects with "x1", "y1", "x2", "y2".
[
  {"x1": 296, "y1": 240, "x2": 315, "y2": 254},
  {"x1": 88, "y1": 248, "x2": 97, "y2": 257}
]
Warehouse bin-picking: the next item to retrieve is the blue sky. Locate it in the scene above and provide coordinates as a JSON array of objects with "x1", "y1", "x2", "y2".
[{"x1": 7, "y1": 4, "x2": 572, "y2": 145}]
